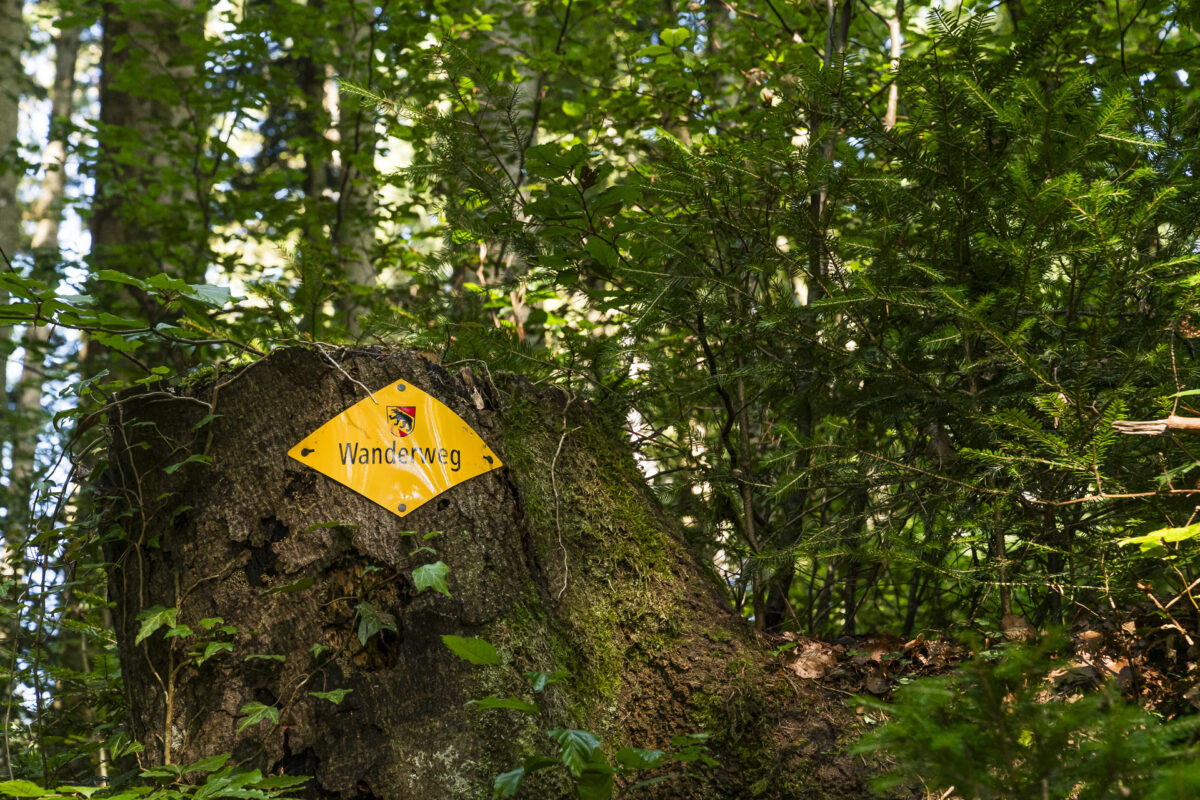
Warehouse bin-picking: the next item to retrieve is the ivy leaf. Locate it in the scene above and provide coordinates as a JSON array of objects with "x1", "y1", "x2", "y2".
[
  {"x1": 236, "y1": 701, "x2": 279, "y2": 734},
  {"x1": 135, "y1": 606, "x2": 178, "y2": 645},
  {"x1": 412, "y1": 561, "x2": 451, "y2": 597},
  {"x1": 355, "y1": 602, "x2": 398, "y2": 645},
  {"x1": 197, "y1": 641, "x2": 233, "y2": 664},
  {"x1": 310, "y1": 688, "x2": 353, "y2": 704},
  {"x1": 259, "y1": 577, "x2": 314, "y2": 597},
  {"x1": 441, "y1": 635, "x2": 500, "y2": 665},
  {"x1": 165, "y1": 624, "x2": 193, "y2": 639}
]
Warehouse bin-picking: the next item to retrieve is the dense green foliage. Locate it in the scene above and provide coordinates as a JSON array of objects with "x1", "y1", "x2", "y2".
[
  {"x1": 3, "y1": 0, "x2": 1200, "y2": 794},
  {"x1": 854, "y1": 639, "x2": 1200, "y2": 798}
]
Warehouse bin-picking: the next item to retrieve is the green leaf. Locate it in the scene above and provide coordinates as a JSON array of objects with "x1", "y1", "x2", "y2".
[
  {"x1": 355, "y1": 602, "x2": 398, "y2": 645},
  {"x1": 660, "y1": 27, "x2": 691, "y2": 48},
  {"x1": 163, "y1": 454, "x2": 212, "y2": 475},
  {"x1": 547, "y1": 729, "x2": 603, "y2": 776},
  {"x1": 141, "y1": 764, "x2": 185, "y2": 780},
  {"x1": 634, "y1": 44, "x2": 673, "y2": 58},
  {"x1": 198, "y1": 641, "x2": 234, "y2": 663},
  {"x1": 468, "y1": 695, "x2": 540, "y2": 714},
  {"x1": 236, "y1": 701, "x2": 279, "y2": 734},
  {"x1": 94, "y1": 269, "x2": 147, "y2": 288},
  {"x1": 615, "y1": 747, "x2": 666, "y2": 769},
  {"x1": 310, "y1": 688, "x2": 353, "y2": 704},
  {"x1": 562, "y1": 100, "x2": 587, "y2": 117},
  {"x1": 251, "y1": 775, "x2": 310, "y2": 790},
  {"x1": 145, "y1": 273, "x2": 190, "y2": 293},
  {"x1": 135, "y1": 606, "x2": 178, "y2": 645},
  {"x1": 93, "y1": 331, "x2": 144, "y2": 353},
  {"x1": 165, "y1": 624, "x2": 193, "y2": 639},
  {"x1": 576, "y1": 769, "x2": 615, "y2": 800},
  {"x1": 412, "y1": 561, "x2": 451, "y2": 597},
  {"x1": 259, "y1": 577, "x2": 314, "y2": 597},
  {"x1": 492, "y1": 767, "x2": 524, "y2": 799},
  {"x1": 525, "y1": 669, "x2": 568, "y2": 692},
  {"x1": 1118, "y1": 522, "x2": 1200, "y2": 551},
  {"x1": 193, "y1": 413, "x2": 223, "y2": 429},
  {"x1": 182, "y1": 283, "x2": 233, "y2": 307},
  {"x1": 669, "y1": 732, "x2": 709, "y2": 747},
  {"x1": 584, "y1": 237, "x2": 618, "y2": 269},
  {"x1": 441, "y1": 635, "x2": 501, "y2": 665},
  {"x1": 522, "y1": 755, "x2": 558, "y2": 772},
  {"x1": 184, "y1": 754, "x2": 231, "y2": 774},
  {"x1": 0, "y1": 780, "x2": 47, "y2": 798}
]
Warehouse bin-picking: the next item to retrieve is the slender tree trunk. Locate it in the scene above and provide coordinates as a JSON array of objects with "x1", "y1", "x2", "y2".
[
  {"x1": 0, "y1": 0, "x2": 22, "y2": 362},
  {"x1": 88, "y1": 0, "x2": 202, "y2": 377},
  {"x1": 0, "y1": 0, "x2": 18, "y2": 257},
  {"x1": 0, "y1": 7, "x2": 22, "y2": 779},
  {"x1": 11, "y1": 25, "x2": 79, "y2": 501},
  {"x1": 331, "y1": 0, "x2": 378, "y2": 337}
]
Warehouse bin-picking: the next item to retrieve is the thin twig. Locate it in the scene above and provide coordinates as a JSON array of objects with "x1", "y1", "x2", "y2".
[
  {"x1": 551, "y1": 396, "x2": 579, "y2": 599},
  {"x1": 314, "y1": 342, "x2": 378, "y2": 403},
  {"x1": 1139, "y1": 581, "x2": 1194, "y2": 646}
]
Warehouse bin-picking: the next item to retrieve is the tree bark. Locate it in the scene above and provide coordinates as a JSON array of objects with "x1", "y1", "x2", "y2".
[
  {"x1": 0, "y1": 0, "x2": 19, "y2": 260},
  {"x1": 88, "y1": 0, "x2": 203, "y2": 377},
  {"x1": 103, "y1": 346, "x2": 878, "y2": 799},
  {"x1": 0, "y1": 0, "x2": 22, "y2": 379}
]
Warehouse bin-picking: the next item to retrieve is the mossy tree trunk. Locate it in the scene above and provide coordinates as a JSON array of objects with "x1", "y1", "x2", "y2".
[{"x1": 104, "y1": 347, "x2": 873, "y2": 799}]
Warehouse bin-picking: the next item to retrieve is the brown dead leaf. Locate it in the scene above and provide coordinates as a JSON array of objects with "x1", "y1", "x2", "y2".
[{"x1": 790, "y1": 643, "x2": 838, "y2": 680}]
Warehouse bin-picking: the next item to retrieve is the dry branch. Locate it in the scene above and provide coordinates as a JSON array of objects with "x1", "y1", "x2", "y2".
[{"x1": 1112, "y1": 416, "x2": 1200, "y2": 435}]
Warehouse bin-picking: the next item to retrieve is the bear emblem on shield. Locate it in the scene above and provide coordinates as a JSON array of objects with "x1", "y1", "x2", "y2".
[{"x1": 387, "y1": 405, "x2": 416, "y2": 438}]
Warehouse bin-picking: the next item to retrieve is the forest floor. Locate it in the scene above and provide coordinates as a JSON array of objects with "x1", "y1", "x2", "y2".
[
  {"x1": 761, "y1": 607, "x2": 1200, "y2": 797},
  {"x1": 770, "y1": 606, "x2": 1200, "y2": 715}
]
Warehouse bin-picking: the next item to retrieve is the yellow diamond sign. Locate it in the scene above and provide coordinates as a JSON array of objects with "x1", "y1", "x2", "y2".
[{"x1": 288, "y1": 378, "x2": 502, "y2": 517}]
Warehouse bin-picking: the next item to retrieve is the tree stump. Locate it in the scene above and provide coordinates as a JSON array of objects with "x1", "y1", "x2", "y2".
[{"x1": 103, "y1": 346, "x2": 872, "y2": 799}]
